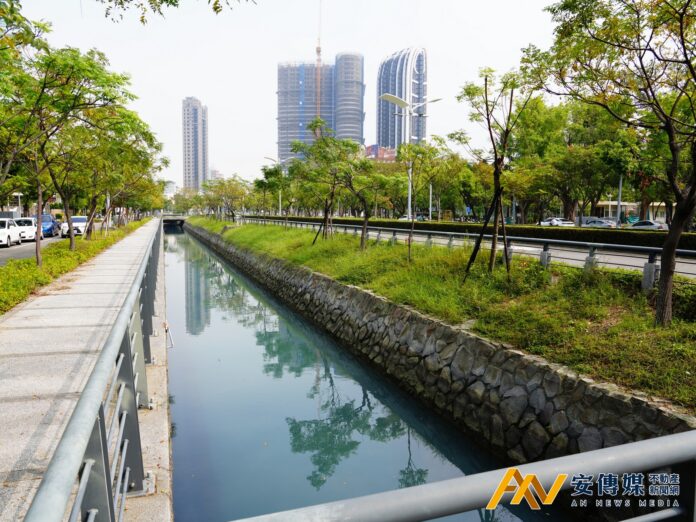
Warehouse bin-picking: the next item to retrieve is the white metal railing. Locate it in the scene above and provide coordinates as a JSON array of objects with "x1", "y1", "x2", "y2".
[{"x1": 24, "y1": 219, "x2": 162, "y2": 522}]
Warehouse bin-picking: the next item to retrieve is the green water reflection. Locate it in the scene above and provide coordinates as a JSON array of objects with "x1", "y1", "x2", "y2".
[{"x1": 165, "y1": 230, "x2": 560, "y2": 522}]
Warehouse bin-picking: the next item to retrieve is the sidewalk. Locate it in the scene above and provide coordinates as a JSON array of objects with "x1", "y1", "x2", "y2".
[{"x1": 0, "y1": 219, "x2": 171, "y2": 521}]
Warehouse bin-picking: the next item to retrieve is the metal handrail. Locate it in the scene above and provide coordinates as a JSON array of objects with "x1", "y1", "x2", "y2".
[
  {"x1": 24, "y1": 218, "x2": 162, "y2": 522},
  {"x1": 244, "y1": 217, "x2": 696, "y2": 259},
  {"x1": 235, "y1": 429, "x2": 696, "y2": 522}
]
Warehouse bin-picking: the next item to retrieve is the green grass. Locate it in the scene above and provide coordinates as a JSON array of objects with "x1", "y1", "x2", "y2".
[
  {"x1": 0, "y1": 220, "x2": 149, "y2": 314},
  {"x1": 189, "y1": 217, "x2": 696, "y2": 414}
]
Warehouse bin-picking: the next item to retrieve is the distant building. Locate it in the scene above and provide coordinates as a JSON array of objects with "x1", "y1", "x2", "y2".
[
  {"x1": 210, "y1": 169, "x2": 223, "y2": 181},
  {"x1": 182, "y1": 97, "x2": 209, "y2": 191},
  {"x1": 365, "y1": 144, "x2": 396, "y2": 162},
  {"x1": 164, "y1": 180, "x2": 177, "y2": 198},
  {"x1": 334, "y1": 53, "x2": 365, "y2": 144},
  {"x1": 376, "y1": 48, "x2": 428, "y2": 149},
  {"x1": 277, "y1": 53, "x2": 364, "y2": 163}
]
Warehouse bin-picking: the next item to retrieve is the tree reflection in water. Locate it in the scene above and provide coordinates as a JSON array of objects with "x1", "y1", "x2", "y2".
[{"x1": 172, "y1": 234, "x2": 435, "y2": 491}]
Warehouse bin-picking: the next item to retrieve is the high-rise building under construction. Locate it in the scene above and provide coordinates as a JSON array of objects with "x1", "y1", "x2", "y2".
[{"x1": 277, "y1": 53, "x2": 364, "y2": 163}]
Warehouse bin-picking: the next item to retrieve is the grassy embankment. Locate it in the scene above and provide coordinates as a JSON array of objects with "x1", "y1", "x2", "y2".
[
  {"x1": 189, "y1": 217, "x2": 696, "y2": 414},
  {"x1": 0, "y1": 219, "x2": 149, "y2": 314}
]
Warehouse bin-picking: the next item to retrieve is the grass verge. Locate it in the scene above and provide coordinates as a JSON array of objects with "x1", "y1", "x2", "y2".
[
  {"x1": 189, "y1": 217, "x2": 696, "y2": 414},
  {"x1": 0, "y1": 220, "x2": 149, "y2": 314}
]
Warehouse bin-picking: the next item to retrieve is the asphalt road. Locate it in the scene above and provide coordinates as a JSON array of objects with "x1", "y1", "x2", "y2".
[
  {"x1": 0, "y1": 235, "x2": 64, "y2": 266},
  {"x1": 393, "y1": 231, "x2": 696, "y2": 279},
  {"x1": 261, "y1": 220, "x2": 696, "y2": 280}
]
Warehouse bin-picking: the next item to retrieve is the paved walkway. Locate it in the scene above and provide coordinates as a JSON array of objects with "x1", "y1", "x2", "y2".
[{"x1": 0, "y1": 220, "x2": 167, "y2": 521}]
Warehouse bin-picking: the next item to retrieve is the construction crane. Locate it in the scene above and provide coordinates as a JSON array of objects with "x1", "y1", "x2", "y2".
[{"x1": 315, "y1": 0, "x2": 323, "y2": 128}]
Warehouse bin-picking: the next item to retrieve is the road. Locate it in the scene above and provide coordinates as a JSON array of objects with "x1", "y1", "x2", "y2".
[
  {"x1": 0, "y1": 236, "x2": 63, "y2": 266},
  {"x1": 247, "y1": 219, "x2": 696, "y2": 280}
]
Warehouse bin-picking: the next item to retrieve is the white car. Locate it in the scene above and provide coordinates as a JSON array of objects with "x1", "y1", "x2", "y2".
[
  {"x1": 61, "y1": 216, "x2": 88, "y2": 237},
  {"x1": 540, "y1": 217, "x2": 575, "y2": 227},
  {"x1": 582, "y1": 218, "x2": 617, "y2": 229},
  {"x1": 15, "y1": 218, "x2": 41, "y2": 241},
  {"x1": 0, "y1": 218, "x2": 22, "y2": 247},
  {"x1": 631, "y1": 220, "x2": 668, "y2": 231}
]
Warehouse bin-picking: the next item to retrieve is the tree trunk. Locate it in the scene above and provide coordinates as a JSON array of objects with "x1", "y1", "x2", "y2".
[
  {"x1": 488, "y1": 170, "x2": 502, "y2": 272},
  {"x1": 85, "y1": 194, "x2": 99, "y2": 240},
  {"x1": 519, "y1": 201, "x2": 528, "y2": 224},
  {"x1": 664, "y1": 201, "x2": 673, "y2": 226},
  {"x1": 640, "y1": 193, "x2": 650, "y2": 220},
  {"x1": 360, "y1": 202, "x2": 369, "y2": 251},
  {"x1": 488, "y1": 194, "x2": 500, "y2": 272},
  {"x1": 655, "y1": 197, "x2": 696, "y2": 325},
  {"x1": 35, "y1": 178, "x2": 43, "y2": 268}
]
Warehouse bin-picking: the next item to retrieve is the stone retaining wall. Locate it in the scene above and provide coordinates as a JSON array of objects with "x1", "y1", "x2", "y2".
[{"x1": 186, "y1": 223, "x2": 696, "y2": 463}]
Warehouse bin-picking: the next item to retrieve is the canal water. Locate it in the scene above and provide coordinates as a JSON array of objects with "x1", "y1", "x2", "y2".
[{"x1": 165, "y1": 230, "x2": 559, "y2": 522}]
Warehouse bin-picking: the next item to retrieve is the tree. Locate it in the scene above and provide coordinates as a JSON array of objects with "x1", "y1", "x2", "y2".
[
  {"x1": 201, "y1": 176, "x2": 248, "y2": 221},
  {"x1": 97, "y1": 0, "x2": 251, "y2": 22},
  {"x1": 26, "y1": 47, "x2": 135, "y2": 250},
  {"x1": 335, "y1": 151, "x2": 376, "y2": 250},
  {"x1": 396, "y1": 142, "x2": 439, "y2": 261},
  {"x1": 452, "y1": 68, "x2": 534, "y2": 274},
  {"x1": 525, "y1": 0, "x2": 696, "y2": 325},
  {"x1": 288, "y1": 119, "x2": 344, "y2": 242}
]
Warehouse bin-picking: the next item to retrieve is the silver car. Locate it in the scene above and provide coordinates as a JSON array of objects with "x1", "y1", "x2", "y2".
[
  {"x1": 61, "y1": 216, "x2": 88, "y2": 237},
  {"x1": 540, "y1": 217, "x2": 575, "y2": 227},
  {"x1": 582, "y1": 218, "x2": 617, "y2": 229},
  {"x1": 631, "y1": 220, "x2": 668, "y2": 231}
]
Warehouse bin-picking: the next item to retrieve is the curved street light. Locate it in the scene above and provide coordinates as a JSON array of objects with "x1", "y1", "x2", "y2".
[{"x1": 379, "y1": 94, "x2": 442, "y2": 220}]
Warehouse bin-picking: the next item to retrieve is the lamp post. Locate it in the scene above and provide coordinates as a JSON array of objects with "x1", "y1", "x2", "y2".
[
  {"x1": 263, "y1": 156, "x2": 283, "y2": 216},
  {"x1": 616, "y1": 173, "x2": 623, "y2": 227},
  {"x1": 12, "y1": 193, "x2": 22, "y2": 216},
  {"x1": 379, "y1": 93, "x2": 441, "y2": 221}
]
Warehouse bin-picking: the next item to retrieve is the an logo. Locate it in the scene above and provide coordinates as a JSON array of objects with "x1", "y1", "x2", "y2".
[{"x1": 487, "y1": 468, "x2": 568, "y2": 510}]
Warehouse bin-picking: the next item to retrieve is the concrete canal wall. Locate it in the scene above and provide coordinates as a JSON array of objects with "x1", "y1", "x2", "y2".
[{"x1": 186, "y1": 224, "x2": 696, "y2": 463}]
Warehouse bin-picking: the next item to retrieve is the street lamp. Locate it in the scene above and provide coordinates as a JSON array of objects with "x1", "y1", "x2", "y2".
[
  {"x1": 379, "y1": 93, "x2": 442, "y2": 221},
  {"x1": 263, "y1": 156, "x2": 283, "y2": 216},
  {"x1": 616, "y1": 173, "x2": 624, "y2": 227},
  {"x1": 12, "y1": 193, "x2": 22, "y2": 216}
]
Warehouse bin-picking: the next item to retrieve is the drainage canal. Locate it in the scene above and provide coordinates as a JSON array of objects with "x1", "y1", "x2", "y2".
[{"x1": 165, "y1": 230, "x2": 559, "y2": 521}]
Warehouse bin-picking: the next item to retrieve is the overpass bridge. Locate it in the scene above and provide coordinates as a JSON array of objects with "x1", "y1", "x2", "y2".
[{"x1": 162, "y1": 214, "x2": 187, "y2": 227}]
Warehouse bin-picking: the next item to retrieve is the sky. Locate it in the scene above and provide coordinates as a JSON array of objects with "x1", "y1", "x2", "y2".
[{"x1": 21, "y1": 0, "x2": 556, "y2": 187}]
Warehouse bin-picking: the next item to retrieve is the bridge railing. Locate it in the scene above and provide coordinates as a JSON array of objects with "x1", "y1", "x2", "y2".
[
  {"x1": 235, "y1": 429, "x2": 696, "y2": 522},
  {"x1": 24, "y1": 219, "x2": 162, "y2": 522},
  {"x1": 243, "y1": 217, "x2": 696, "y2": 284}
]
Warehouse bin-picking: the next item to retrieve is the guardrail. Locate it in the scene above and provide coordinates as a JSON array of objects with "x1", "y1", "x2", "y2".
[
  {"x1": 24, "y1": 219, "x2": 162, "y2": 522},
  {"x1": 235, "y1": 429, "x2": 696, "y2": 522},
  {"x1": 243, "y1": 217, "x2": 696, "y2": 285}
]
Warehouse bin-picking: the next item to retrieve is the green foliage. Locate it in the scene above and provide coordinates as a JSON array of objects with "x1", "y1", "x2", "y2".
[
  {"x1": 0, "y1": 220, "x2": 147, "y2": 313},
  {"x1": 190, "y1": 219, "x2": 696, "y2": 412},
  {"x1": 97, "y1": 0, "x2": 251, "y2": 21}
]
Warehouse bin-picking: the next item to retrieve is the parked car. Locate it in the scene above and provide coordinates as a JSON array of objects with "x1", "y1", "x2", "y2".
[
  {"x1": 582, "y1": 218, "x2": 617, "y2": 229},
  {"x1": 41, "y1": 214, "x2": 60, "y2": 237},
  {"x1": 0, "y1": 218, "x2": 22, "y2": 247},
  {"x1": 540, "y1": 217, "x2": 575, "y2": 227},
  {"x1": 15, "y1": 218, "x2": 41, "y2": 240},
  {"x1": 61, "y1": 216, "x2": 88, "y2": 237},
  {"x1": 630, "y1": 220, "x2": 668, "y2": 231}
]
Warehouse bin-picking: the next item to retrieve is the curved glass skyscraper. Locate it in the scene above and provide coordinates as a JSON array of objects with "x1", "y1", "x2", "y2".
[{"x1": 376, "y1": 48, "x2": 428, "y2": 149}]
